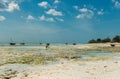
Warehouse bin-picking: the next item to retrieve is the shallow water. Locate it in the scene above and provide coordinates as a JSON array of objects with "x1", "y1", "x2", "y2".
[
  {"x1": 80, "y1": 51, "x2": 120, "y2": 59},
  {"x1": 0, "y1": 45, "x2": 120, "y2": 61},
  {"x1": 87, "y1": 51, "x2": 113, "y2": 56}
]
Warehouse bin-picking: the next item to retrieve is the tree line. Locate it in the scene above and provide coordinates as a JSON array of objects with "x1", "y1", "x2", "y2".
[{"x1": 88, "y1": 35, "x2": 120, "y2": 43}]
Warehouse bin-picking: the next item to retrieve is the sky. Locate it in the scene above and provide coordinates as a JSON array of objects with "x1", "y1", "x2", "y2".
[{"x1": 0, "y1": 0, "x2": 120, "y2": 43}]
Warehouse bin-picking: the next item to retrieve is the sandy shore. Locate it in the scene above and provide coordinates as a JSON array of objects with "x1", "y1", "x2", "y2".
[
  {"x1": 0, "y1": 44, "x2": 120, "y2": 79},
  {"x1": 0, "y1": 56, "x2": 120, "y2": 79}
]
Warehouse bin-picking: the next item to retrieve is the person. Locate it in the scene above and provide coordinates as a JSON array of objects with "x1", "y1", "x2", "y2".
[
  {"x1": 110, "y1": 43, "x2": 115, "y2": 47},
  {"x1": 46, "y1": 43, "x2": 50, "y2": 50}
]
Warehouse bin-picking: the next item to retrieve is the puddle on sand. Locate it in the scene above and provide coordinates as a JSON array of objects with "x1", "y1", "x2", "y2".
[{"x1": 79, "y1": 51, "x2": 120, "y2": 59}]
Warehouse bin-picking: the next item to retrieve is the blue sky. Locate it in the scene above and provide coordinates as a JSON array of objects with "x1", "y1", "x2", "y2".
[{"x1": 0, "y1": 0, "x2": 120, "y2": 43}]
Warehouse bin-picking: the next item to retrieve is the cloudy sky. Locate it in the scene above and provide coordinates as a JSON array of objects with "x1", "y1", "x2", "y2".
[{"x1": 0, "y1": 0, "x2": 120, "y2": 43}]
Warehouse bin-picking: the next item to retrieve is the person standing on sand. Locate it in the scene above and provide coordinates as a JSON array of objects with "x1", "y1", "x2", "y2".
[
  {"x1": 46, "y1": 43, "x2": 50, "y2": 50},
  {"x1": 110, "y1": 43, "x2": 115, "y2": 47}
]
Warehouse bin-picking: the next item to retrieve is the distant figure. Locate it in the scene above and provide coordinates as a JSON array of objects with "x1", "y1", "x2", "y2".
[
  {"x1": 73, "y1": 43, "x2": 76, "y2": 45},
  {"x1": 110, "y1": 43, "x2": 115, "y2": 47},
  {"x1": 46, "y1": 43, "x2": 50, "y2": 50},
  {"x1": 65, "y1": 43, "x2": 68, "y2": 45},
  {"x1": 20, "y1": 43, "x2": 25, "y2": 45},
  {"x1": 10, "y1": 43, "x2": 16, "y2": 46},
  {"x1": 10, "y1": 38, "x2": 16, "y2": 45},
  {"x1": 40, "y1": 43, "x2": 42, "y2": 45},
  {"x1": 20, "y1": 40, "x2": 25, "y2": 45}
]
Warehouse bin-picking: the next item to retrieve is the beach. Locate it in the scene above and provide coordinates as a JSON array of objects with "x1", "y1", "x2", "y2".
[
  {"x1": 0, "y1": 43, "x2": 120, "y2": 79},
  {"x1": 1, "y1": 0, "x2": 120, "y2": 78}
]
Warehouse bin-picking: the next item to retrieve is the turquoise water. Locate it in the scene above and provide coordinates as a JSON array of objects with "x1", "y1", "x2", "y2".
[
  {"x1": 79, "y1": 51, "x2": 120, "y2": 59},
  {"x1": 87, "y1": 51, "x2": 113, "y2": 56},
  {"x1": 1, "y1": 45, "x2": 120, "y2": 60}
]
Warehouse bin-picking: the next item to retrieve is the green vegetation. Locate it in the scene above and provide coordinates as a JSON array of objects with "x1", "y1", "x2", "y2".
[
  {"x1": 88, "y1": 35, "x2": 120, "y2": 43},
  {"x1": 112, "y1": 35, "x2": 120, "y2": 42},
  {"x1": 4, "y1": 55, "x2": 56, "y2": 65},
  {"x1": 88, "y1": 39, "x2": 97, "y2": 43},
  {"x1": 0, "y1": 43, "x2": 120, "y2": 65}
]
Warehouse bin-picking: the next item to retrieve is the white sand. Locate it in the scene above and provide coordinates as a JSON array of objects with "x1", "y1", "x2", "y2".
[
  {"x1": 0, "y1": 44, "x2": 120, "y2": 79},
  {"x1": 9, "y1": 56, "x2": 120, "y2": 79}
]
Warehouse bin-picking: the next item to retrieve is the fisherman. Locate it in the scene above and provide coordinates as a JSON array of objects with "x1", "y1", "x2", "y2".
[
  {"x1": 46, "y1": 43, "x2": 50, "y2": 50},
  {"x1": 110, "y1": 42, "x2": 115, "y2": 47}
]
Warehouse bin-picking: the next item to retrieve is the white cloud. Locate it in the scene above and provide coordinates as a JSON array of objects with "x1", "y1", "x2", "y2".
[
  {"x1": 46, "y1": 9, "x2": 63, "y2": 16},
  {"x1": 97, "y1": 9, "x2": 104, "y2": 15},
  {"x1": 1, "y1": 0, "x2": 13, "y2": 3},
  {"x1": 38, "y1": 1, "x2": 48, "y2": 9},
  {"x1": 74, "y1": 6, "x2": 95, "y2": 19},
  {"x1": 76, "y1": 8, "x2": 94, "y2": 19},
  {"x1": 54, "y1": 0, "x2": 60, "y2": 4},
  {"x1": 1, "y1": 0, "x2": 23, "y2": 3},
  {"x1": 79, "y1": 8, "x2": 88, "y2": 12},
  {"x1": 57, "y1": 18, "x2": 64, "y2": 22},
  {"x1": 39, "y1": 15, "x2": 46, "y2": 21},
  {"x1": 0, "y1": 15, "x2": 6, "y2": 21},
  {"x1": 73, "y1": 5, "x2": 79, "y2": 10},
  {"x1": 27, "y1": 15, "x2": 35, "y2": 20},
  {"x1": 112, "y1": 0, "x2": 120, "y2": 8},
  {"x1": 39, "y1": 15, "x2": 54, "y2": 22},
  {"x1": 74, "y1": 5, "x2": 104, "y2": 19},
  {"x1": 0, "y1": 1, "x2": 20, "y2": 12},
  {"x1": 115, "y1": 1, "x2": 120, "y2": 8},
  {"x1": 46, "y1": 18, "x2": 54, "y2": 22},
  {"x1": 97, "y1": 11, "x2": 104, "y2": 15},
  {"x1": 6, "y1": 1, "x2": 20, "y2": 12},
  {"x1": 56, "y1": 18, "x2": 64, "y2": 22},
  {"x1": 112, "y1": 0, "x2": 116, "y2": 2},
  {"x1": 76, "y1": 14, "x2": 85, "y2": 19}
]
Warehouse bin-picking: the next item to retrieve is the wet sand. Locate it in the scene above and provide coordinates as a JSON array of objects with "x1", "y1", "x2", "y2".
[{"x1": 0, "y1": 43, "x2": 120, "y2": 79}]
